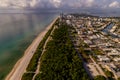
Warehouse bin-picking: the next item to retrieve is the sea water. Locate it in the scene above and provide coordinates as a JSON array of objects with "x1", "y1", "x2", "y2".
[{"x1": 0, "y1": 13, "x2": 57, "y2": 80}]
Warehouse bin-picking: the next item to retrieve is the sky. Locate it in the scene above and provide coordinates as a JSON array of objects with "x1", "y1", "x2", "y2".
[{"x1": 0, "y1": 0, "x2": 120, "y2": 10}]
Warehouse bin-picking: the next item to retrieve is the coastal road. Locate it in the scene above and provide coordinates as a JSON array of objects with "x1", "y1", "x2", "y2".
[
  {"x1": 89, "y1": 55, "x2": 107, "y2": 77},
  {"x1": 5, "y1": 17, "x2": 58, "y2": 80}
]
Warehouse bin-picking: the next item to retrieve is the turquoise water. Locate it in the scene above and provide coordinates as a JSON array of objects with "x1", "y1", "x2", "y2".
[{"x1": 0, "y1": 13, "x2": 57, "y2": 80}]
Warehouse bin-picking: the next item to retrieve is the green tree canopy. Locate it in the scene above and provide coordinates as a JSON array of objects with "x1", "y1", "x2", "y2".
[{"x1": 94, "y1": 75, "x2": 106, "y2": 80}]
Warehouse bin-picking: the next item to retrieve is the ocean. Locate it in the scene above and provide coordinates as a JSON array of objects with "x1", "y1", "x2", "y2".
[{"x1": 0, "y1": 13, "x2": 57, "y2": 80}]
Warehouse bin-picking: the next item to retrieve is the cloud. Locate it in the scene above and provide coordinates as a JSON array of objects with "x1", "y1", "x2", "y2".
[
  {"x1": 50, "y1": 0, "x2": 61, "y2": 8},
  {"x1": 29, "y1": 0, "x2": 38, "y2": 7},
  {"x1": 58, "y1": 0, "x2": 96, "y2": 8},
  {"x1": 0, "y1": 0, "x2": 120, "y2": 9},
  {"x1": 85, "y1": 0, "x2": 95, "y2": 7},
  {"x1": 109, "y1": 1, "x2": 120, "y2": 8},
  {"x1": 0, "y1": 0, "x2": 97, "y2": 9}
]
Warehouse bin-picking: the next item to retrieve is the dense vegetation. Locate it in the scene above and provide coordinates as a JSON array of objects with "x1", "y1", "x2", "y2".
[
  {"x1": 35, "y1": 23, "x2": 90, "y2": 80},
  {"x1": 118, "y1": 77, "x2": 120, "y2": 80},
  {"x1": 94, "y1": 75, "x2": 106, "y2": 80},
  {"x1": 22, "y1": 20, "x2": 56, "y2": 79},
  {"x1": 26, "y1": 22, "x2": 55, "y2": 72},
  {"x1": 21, "y1": 73, "x2": 35, "y2": 80},
  {"x1": 105, "y1": 70, "x2": 114, "y2": 78}
]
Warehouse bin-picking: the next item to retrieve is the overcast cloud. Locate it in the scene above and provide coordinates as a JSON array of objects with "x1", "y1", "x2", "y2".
[{"x1": 0, "y1": 0, "x2": 120, "y2": 9}]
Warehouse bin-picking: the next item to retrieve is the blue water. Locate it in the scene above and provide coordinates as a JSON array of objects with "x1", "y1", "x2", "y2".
[
  {"x1": 102, "y1": 23, "x2": 119, "y2": 38},
  {"x1": 0, "y1": 13, "x2": 57, "y2": 80},
  {"x1": 102, "y1": 23, "x2": 114, "y2": 33}
]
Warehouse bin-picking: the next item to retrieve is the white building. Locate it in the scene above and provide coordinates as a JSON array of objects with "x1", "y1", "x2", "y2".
[
  {"x1": 113, "y1": 58, "x2": 120, "y2": 62},
  {"x1": 97, "y1": 55, "x2": 110, "y2": 63},
  {"x1": 107, "y1": 49, "x2": 120, "y2": 56}
]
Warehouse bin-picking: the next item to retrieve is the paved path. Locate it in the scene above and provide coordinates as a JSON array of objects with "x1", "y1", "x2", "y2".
[
  {"x1": 89, "y1": 56, "x2": 107, "y2": 77},
  {"x1": 32, "y1": 25, "x2": 56, "y2": 80},
  {"x1": 87, "y1": 63, "x2": 99, "y2": 77}
]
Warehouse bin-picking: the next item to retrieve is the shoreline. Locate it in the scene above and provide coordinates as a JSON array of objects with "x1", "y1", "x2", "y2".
[{"x1": 5, "y1": 16, "x2": 58, "y2": 80}]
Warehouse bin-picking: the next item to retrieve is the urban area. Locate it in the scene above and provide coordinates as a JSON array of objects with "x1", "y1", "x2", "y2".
[{"x1": 62, "y1": 14, "x2": 120, "y2": 80}]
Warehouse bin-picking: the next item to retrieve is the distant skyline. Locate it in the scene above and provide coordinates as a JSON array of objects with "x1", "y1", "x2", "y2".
[{"x1": 0, "y1": 0, "x2": 120, "y2": 10}]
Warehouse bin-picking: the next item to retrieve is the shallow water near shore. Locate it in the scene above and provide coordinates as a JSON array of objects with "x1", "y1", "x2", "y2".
[{"x1": 0, "y1": 13, "x2": 57, "y2": 80}]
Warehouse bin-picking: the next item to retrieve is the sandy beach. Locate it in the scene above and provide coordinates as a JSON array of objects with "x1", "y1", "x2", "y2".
[{"x1": 5, "y1": 17, "x2": 58, "y2": 80}]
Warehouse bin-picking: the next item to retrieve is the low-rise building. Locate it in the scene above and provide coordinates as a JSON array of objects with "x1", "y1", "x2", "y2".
[
  {"x1": 97, "y1": 55, "x2": 110, "y2": 63},
  {"x1": 113, "y1": 58, "x2": 120, "y2": 62},
  {"x1": 107, "y1": 49, "x2": 120, "y2": 56}
]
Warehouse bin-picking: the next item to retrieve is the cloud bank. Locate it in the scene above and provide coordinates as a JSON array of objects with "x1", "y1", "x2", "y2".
[
  {"x1": 0, "y1": 0, "x2": 120, "y2": 9},
  {"x1": 109, "y1": 1, "x2": 120, "y2": 8}
]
